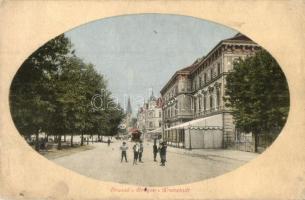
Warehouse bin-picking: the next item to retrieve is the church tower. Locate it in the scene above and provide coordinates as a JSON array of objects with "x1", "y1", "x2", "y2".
[
  {"x1": 126, "y1": 96, "x2": 133, "y2": 129},
  {"x1": 126, "y1": 96, "x2": 132, "y2": 115}
]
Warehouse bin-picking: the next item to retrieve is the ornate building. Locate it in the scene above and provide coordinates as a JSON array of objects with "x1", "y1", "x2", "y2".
[
  {"x1": 160, "y1": 33, "x2": 261, "y2": 150},
  {"x1": 137, "y1": 92, "x2": 162, "y2": 140}
]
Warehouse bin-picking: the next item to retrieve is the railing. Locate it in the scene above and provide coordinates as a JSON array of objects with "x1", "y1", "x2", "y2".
[
  {"x1": 191, "y1": 73, "x2": 225, "y2": 93},
  {"x1": 193, "y1": 106, "x2": 225, "y2": 118}
]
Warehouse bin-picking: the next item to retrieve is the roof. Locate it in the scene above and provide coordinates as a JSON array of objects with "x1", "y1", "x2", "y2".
[
  {"x1": 224, "y1": 33, "x2": 252, "y2": 42},
  {"x1": 160, "y1": 33, "x2": 257, "y2": 94},
  {"x1": 190, "y1": 32, "x2": 257, "y2": 73},
  {"x1": 160, "y1": 63, "x2": 199, "y2": 94},
  {"x1": 179, "y1": 65, "x2": 197, "y2": 73}
]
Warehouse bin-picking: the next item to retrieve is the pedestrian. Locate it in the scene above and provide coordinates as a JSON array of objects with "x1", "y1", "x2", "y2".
[
  {"x1": 120, "y1": 142, "x2": 128, "y2": 162},
  {"x1": 153, "y1": 140, "x2": 158, "y2": 162},
  {"x1": 107, "y1": 138, "x2": 111, "y2": 146},
  {"x1": 158, "y1": 141, "x2": 162, "y2": 161},
  {"x1": 139, "y1": 141, "x2": 144, "y2": 163},
  {"x1": 159, "y1": 141, "x2": 167, "y2": 166},
  {"x1": 133, "y1": 142, "x2": 140, "y2": 165},
  {"x1": 164, "y1": 141, "x2": 167, "y2": 162}
]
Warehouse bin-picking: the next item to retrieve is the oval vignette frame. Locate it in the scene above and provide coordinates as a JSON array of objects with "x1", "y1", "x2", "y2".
[
  {"x1": 1, "y1": 2, "x2": 303, "y2": 200},
  {"x1": 8, "y1": 13, "x2": 290, "y2": 187}
]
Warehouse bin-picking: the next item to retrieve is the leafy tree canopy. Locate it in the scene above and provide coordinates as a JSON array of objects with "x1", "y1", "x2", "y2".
[
  {"x1": 10, "y1": 34, "x2": 124, "y2": 150},
  {"x1": 224, "y1": 50, "x2": 289, "y2": 139}
]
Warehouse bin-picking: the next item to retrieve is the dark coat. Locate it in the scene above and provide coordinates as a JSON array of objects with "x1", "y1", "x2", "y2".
[
  {"x1": 160, "y1": 145, "x2": 167, "y2": 155},
  {"x1": 153, "y1": 145, "x2": 158, "y2": 153}
]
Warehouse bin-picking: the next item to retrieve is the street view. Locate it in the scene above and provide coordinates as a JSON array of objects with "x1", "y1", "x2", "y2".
[{"x1": 9, "y1": 14, "x2": 289, "y2": 186}]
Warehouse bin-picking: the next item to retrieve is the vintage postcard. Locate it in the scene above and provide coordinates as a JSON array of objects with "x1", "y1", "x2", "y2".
[{"x1": 0, "y1": 1, "x2": 305, "y2": 200}]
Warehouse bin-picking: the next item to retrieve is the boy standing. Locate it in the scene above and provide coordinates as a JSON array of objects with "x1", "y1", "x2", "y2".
[{"x1": 120, "y1": 142, "x2": 128, "y2": 162}]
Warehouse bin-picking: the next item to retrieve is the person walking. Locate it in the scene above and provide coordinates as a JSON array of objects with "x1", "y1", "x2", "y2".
[
  {"x1": 159, "y1": 141, "x2": 167, "y2": 166},
  {"x1": 153, "y1": 140, "x2": 158, "y2": 162},
  {"x1": 139, "y1": 141, "x2": 144, "y2": 163},
  {"x1": 133, "y1": 142, "x2": 140, "y2": 165},
  {"x1": 120, "y1": 142, "x2": 128, "y2": 163},
  {"x1": 107, "y1": 138, "x2": 111, "y2": 146}
]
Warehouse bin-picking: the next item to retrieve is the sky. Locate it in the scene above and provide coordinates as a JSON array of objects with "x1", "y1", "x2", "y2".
[{"x1": 65, "y1": 14, "x2": 237, "y2": 115}]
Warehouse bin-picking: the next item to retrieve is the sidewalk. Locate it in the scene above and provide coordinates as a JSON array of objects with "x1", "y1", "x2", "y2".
[{"x1": 165, "y1": 145, "x2": 259, "y2": 162}]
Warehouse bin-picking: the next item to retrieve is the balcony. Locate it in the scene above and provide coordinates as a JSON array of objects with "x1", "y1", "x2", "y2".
[{"x1": 193, "y1": 106, "x2": 227, "y2": 118}]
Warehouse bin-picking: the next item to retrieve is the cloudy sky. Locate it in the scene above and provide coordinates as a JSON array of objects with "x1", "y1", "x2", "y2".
[{"x1": 65, "y1": 14, "x2": 236, "y2": 115}]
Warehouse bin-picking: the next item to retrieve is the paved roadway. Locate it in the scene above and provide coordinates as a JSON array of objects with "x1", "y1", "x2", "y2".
[{"x1": 51, "y1": 140, "x2": 258, "y2": 186}]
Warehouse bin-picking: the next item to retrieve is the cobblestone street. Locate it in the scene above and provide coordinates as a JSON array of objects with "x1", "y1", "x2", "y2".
[{"x1": 51, "y1": 140, "x2": 258, "y2": 186}]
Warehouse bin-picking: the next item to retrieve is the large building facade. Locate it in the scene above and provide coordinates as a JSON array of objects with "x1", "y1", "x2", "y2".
[{"x1": 160, "y1": 33, "x2": 261, "y2": 150}]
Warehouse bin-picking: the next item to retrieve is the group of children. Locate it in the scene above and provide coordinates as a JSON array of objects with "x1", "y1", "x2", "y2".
[
  {"x1": 132, "y1": 141, "x2": 144, "y2": 165},
  {"x1": 119, "y1": 139, "x2": 167, "y2": 166},
  {"x1": 153, "y1": 140, "x2": 167, "y2": 166}
]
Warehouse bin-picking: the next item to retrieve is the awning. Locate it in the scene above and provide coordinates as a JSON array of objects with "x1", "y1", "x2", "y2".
[
  {"x1": 146, "y1": 128, "x2": 162, "y2": 134},
  {"x1": 165, "y1": 116, "x2": 223, "y2": 131}
]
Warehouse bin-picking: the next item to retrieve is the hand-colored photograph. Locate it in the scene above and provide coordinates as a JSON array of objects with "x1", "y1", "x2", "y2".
[{"x1": 9, "y1": 14, "x2": 289, "y2": 186}]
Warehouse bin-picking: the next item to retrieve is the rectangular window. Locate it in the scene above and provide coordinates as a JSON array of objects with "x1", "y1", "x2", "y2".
[
  {"x1": 203, "y1": 95, "x2": 206, "y2": 111},
  {"x1": 198, "y1": 97, "x2": 201, "y2": 111},
  {"x1": 217, "y1": 63, "x2": 221, "y2": 75},
  {"x1": 199, "y1": 77, "x2": 202, "y2": 87},
  {"x1": 210, "y1": 68, "x2": 213, "y2": 80}
]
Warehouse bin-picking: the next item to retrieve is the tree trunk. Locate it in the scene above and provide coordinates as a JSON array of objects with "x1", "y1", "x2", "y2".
[
  {"x1": 35, "y1": 132, "x2": 39, "y2": 151},
  {"x1": 81, "y1": 133, "x2": 84, "y2": 146},
  {"x1": 254, "y1": 133, "x2": 259, "y2": 153},
  {"x1": 70, "y1": 133, "x2": 74, "y2": 147},
  {"x1": 57, "y1": 134, "x2": 62, "y2": 150}
]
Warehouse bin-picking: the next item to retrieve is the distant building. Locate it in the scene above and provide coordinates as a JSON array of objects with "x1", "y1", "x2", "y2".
[
  {"x1": 160, "y1": 33, "x2": 260, "y2": 151},
  {"x1": 137, "y1": 92, "x2": 163, "y2": 140}
]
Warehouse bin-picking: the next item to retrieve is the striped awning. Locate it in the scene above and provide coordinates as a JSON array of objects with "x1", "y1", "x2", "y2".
[{"x1": 165, "y1": 117, "x2": 222, "y2": 131}]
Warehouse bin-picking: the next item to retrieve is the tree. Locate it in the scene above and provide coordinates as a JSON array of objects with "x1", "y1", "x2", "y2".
[
  {"x1": 10, "y1": 34, "x2": 73, "y2": 150},
  {"x1": 224, "y1": 50, "x2": 289, "y2": 152},
  {"x1": 10, "y1": 34, "x2": 125, "y2": 151}
]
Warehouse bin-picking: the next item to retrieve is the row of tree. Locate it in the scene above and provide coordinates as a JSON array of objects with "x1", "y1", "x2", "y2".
[
  {"x1": 225, "y1": 49, "x2": 290, "y2": 152},
  {"x1": 10, "y1": 34, "x2": 125, "y2": 150}
]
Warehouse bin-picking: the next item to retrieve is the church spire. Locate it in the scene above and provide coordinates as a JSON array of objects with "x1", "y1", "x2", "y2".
[
  {"x1": 149, "y1": 89, "x2": 156, "y2": 101},
  {"x1": 126, "y1": 96, "x2": 132, "y2": 114}
]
